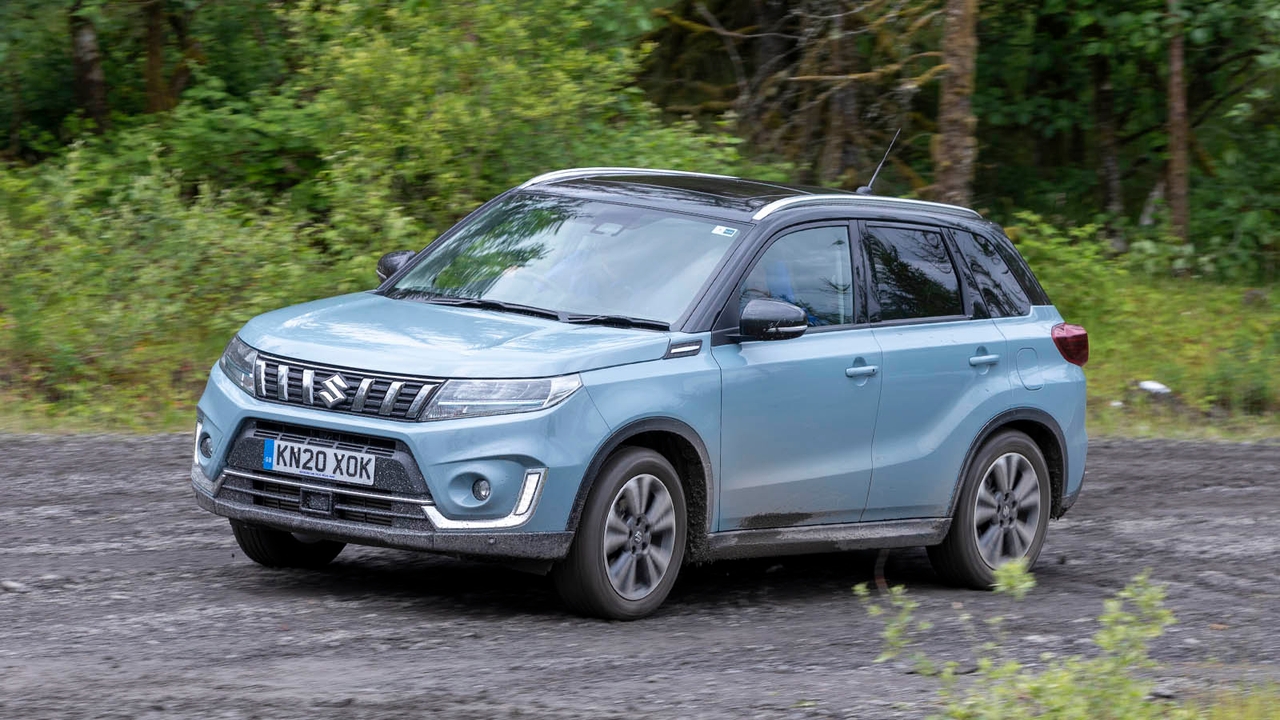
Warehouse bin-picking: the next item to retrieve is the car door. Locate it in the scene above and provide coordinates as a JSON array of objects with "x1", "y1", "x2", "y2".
[
  {"x1": 859, "y1": 222, "x2": 1012, "y2": 522},
  {"x1": 712, "y1": 223, "x2": 884, "y2": 531}
]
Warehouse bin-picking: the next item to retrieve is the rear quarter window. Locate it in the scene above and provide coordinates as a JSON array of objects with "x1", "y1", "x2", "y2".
[{"x1": 951, "y1": 229, "x2": 1032, "y2": 317}]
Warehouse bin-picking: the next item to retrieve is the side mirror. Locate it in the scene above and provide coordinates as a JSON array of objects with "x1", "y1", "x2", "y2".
[
  {"x1": 740, "y1": 298, "x2": 807, "y2": 341},
  {"x1": 376, "y1": 250, "x2": 416, "y2": 283}
]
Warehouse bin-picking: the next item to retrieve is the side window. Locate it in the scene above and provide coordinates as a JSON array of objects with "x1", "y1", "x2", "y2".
[
  {"x1": 740, "y1": 226, "x2": 854, "y2": 327},
  {"x1": 864, "y1": 225, "x2": 963, "y2": 321},
  {"x1": 951, "y1": 229, "x2": 1031, "y2": 317}
]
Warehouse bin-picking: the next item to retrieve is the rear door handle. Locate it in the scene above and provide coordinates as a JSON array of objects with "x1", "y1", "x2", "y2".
[
  {"x1": 969, "y1": 354, "x2": 1000, "y2": 367},
  {"x1": 845, "y1": 365, "x2": 879, "y2": 378}
]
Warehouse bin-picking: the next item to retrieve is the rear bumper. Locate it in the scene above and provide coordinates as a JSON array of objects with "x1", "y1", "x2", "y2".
[{"x1": 192, "y1": 463, "x2": 573, "y2": 560}]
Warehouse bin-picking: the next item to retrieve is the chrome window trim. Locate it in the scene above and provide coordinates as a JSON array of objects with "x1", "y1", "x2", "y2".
[
  {"x1": 520, "y1": 167, "x2": 737, "y2": 188},
  {"x1": 751, "y1": 195, "x2": 982, "y2": 221},
  {"x1": 219, "y1": 468, "x2": 434, "y2": 506}
]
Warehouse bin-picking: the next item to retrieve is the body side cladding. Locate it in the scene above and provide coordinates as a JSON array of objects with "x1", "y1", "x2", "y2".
[
  {"x1": 948, "y1": 408, "x2": 1071, "y2": 519},
  {"x1": 564, "y1": 417, "x2": 716, "y2": 561},
  {"x1": 704, "y1": 518, "x2": 951, "y2": 561}
]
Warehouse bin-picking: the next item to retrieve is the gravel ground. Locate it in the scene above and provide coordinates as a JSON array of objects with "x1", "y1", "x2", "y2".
[{"x1": 1, "y1": 434, "x2": 1278, "y2": 719}]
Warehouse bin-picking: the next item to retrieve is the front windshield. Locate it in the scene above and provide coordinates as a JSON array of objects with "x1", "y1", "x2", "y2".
[{"x1": 388, "y1": 194, "x2": 744, "y2": 324}]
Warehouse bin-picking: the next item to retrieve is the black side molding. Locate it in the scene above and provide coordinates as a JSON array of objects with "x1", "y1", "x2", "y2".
[{"x1": 704, "y1": 518, "x2": 950, "y2": 561}]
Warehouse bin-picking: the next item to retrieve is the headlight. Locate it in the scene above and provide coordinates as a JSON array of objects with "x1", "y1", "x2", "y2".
[
  {"x1": 219, "y1": 335, "x2": 259, "y2": 396},
  {"x1": 423, "y1": 375, "x2": 581, "y2": 420}
]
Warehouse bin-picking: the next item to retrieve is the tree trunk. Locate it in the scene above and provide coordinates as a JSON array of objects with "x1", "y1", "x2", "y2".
[
  {"x1": 145, "y1": 1, "x2": 172, "y2": 112},
  {"x1": 933, "y1": 0, "x2": 979, "y2": 206},
  {"x1": 69, "y1": 0, "x2": 109, "y2": 132},
  {"x1": 1092, "y1": 54, "x2": 1126, "y2": 251},
  {"x1": 1167, "y1": 0, "x2": 1190, "y2": 241}
]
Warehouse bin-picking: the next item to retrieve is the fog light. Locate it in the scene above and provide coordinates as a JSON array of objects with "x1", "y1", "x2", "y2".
[
  {"x1": 472, "y1": 478, "x2": 491, "y2": 501},
  {"x1": 199, "y1": 434, "x2": 214, "y2": 459}
]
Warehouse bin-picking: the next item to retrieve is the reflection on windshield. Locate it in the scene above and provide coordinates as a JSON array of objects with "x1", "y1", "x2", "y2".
[{"x1": 391, "y1": 194, "x2": 742, "y2": 324}]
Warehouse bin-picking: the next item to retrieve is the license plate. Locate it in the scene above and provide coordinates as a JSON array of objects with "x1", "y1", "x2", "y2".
[{"x1": 261, "y1": 439, "x2": 377, "y2": 486}]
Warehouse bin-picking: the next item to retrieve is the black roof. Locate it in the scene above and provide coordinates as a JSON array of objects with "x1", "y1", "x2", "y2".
[{"x1": 516, "y1": 168, "x2": 982, "y2": 223}]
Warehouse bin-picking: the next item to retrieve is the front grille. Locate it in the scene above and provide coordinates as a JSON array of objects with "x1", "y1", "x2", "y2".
[
  {"x1": 235, "y1": 478, "x2": 428, "y2": 529},
  {"x1": 255, "y1": 353, "x2": 441, "y2": 421}
]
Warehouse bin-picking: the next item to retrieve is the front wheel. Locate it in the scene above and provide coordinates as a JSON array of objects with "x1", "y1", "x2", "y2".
[
  {"x1": 230, "y1": 520, "x2": 346, "y2": 569},
  {"x1": 928, "y1": 430, "x2": 1051, "y2": 589},
  {"x1": 553, "y1": 447, "x2": 687, "y2": 620}
]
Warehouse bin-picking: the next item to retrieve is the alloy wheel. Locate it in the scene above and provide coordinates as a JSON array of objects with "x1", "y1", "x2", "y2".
[
  {"x1": 972, "y1": 452, "x2": 1042, "y2": 568},
  {"x1": 602, "y1": 473, "x2": 677, "y2": 601}
]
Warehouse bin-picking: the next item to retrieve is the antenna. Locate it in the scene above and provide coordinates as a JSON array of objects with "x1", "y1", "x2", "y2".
[{"x1": 856, "y1": 128, "x2": 901, "y2": 196}]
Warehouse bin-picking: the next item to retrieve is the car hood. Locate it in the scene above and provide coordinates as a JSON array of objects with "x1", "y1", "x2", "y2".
[{"x1": 238, "y1": 293, "x2": 672, "y2": 378}]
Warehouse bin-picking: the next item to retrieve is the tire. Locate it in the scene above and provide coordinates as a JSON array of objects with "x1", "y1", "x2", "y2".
[
  {"x1": 553, "y1": 447, "x2": 687, "y2": 620},
  {"x1": 230, "y1": 520, "x2": 346, "y2": 569},
  {"x1": 928, "y1": 430, "x2": 1051, "y2": 589}
]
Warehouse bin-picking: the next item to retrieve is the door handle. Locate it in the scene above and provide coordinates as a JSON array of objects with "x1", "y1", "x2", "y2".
[
  {"x1": 969, "y1": 354, "x2": 1000, "y2": 367},
  {"x1": 845, "y1": 365, "x2": 879, "y2": 378}
]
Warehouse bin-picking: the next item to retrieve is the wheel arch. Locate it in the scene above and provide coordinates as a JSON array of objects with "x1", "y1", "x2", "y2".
[
  {"x1": 949, "y1": 409, "x2": 1070, "y2": 520},
  {"x1": 566, "y1": 417, "x2": 715, "y2": 560}
]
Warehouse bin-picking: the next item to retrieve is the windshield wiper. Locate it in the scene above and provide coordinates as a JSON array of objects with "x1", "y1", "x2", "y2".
[
  {"x1": 389, "y1": 289, "x2": 562, "y2": 321},
  {"x1": 561, "y1": 313, "x2": 671, "y2": 331}
]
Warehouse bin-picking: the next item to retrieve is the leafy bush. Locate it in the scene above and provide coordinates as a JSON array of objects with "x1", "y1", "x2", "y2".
[
  {"x1": 855, "y1": 563, "x2": 1277, "y2": 719},
  {"x1": 1003, "y1": 212, "x2": 1279, "y2": 425},
  {"x1": 0, "y1": 0, "x2": 769, "y2": 428}
]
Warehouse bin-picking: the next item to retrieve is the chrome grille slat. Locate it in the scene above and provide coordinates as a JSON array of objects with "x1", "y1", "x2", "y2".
[{"x1": 255, "y1": 353, "x2": 440, "y2": 421}]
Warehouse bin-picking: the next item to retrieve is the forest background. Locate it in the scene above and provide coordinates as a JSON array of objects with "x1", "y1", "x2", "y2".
[{"x1": 0, "y1": 0, "x2": 1276, "y2": 434}]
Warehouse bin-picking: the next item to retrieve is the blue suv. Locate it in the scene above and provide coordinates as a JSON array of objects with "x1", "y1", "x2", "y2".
[{"x1": 193, "y1": 168, "x2": 1088, "y2": 619}]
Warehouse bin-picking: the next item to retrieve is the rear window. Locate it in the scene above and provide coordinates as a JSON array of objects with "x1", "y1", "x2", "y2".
[
  {"x1": 864, "y1": 225, "x2": 963, "y2": 321},
  {"x1": 951, "y1": 229, "x2": 1031, "y2": 317}
]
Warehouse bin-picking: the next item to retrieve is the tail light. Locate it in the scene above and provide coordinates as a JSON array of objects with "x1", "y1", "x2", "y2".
[{"x1": 1052, "y1": 323, "x2": 1089, "y2": 366}]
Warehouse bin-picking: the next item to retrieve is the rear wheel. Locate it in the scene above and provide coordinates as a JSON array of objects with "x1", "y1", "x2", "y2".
[
  {"x1": 928, "y1": 430, "x2": 1051, "y2": 589},
  {"x1": 553, "y1": 447, "x2": 687, "y2": 620},
  {"x1": 230, "y1": 520, "x2": 346, "y2": 569}
]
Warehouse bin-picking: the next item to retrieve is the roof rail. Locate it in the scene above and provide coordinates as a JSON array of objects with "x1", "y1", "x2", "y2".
[
  {"x1": 519, "y1": 167, "x2": 738, "y2": 188},
  {"x1": 751, "y1": 194, "x2": 982, "y2": 221}
]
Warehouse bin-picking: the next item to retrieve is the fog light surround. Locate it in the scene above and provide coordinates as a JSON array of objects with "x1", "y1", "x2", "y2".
[{"x1": 472, "y1": 478, "x2": 492, "y2": 501}]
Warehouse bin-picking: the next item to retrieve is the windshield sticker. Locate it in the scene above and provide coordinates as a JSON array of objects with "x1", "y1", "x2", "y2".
[
  {"x1": 712, "y1": 226, "x2": 739, "y2": 237},
  {"x1": 590, "y1": 222, "x2": 625, "y2": 236}
]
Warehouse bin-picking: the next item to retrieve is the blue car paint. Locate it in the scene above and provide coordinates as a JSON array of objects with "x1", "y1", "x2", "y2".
[
  {"x1": 713, "y1": 327, "x2": 883, "y2": 530},
  {"x1": 238, "y1": 292, "x2": 671, "y2": 378},
  {"x1": 860, "y1": 317, "x2": 1013, "y2": 522},
  {"x1": 992, "y1": 306, "x2": 1088, "y2": 497}
]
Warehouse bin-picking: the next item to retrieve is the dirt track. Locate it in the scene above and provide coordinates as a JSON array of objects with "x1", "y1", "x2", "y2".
[{"x1": 1, "y1": 434, "x2": 1278, "y2": 719}]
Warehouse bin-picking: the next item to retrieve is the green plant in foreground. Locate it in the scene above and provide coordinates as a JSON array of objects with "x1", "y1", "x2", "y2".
[{"x1": 856, "y1": 564, "x2": 1274, "y2": 719}]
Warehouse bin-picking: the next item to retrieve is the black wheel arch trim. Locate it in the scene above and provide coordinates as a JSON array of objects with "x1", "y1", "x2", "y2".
[
  {"x1": 947, "y1": 408, "x2": 1070, "y2": 519},
  {"x1": 565, "y1": 417, "x2": 715, "y2": 559}
]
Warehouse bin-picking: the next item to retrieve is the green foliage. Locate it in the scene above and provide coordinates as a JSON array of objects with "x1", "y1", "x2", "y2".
[
  {"x1": 1004, "y1": 212, "x2": 1280, "y2": 422},
  {"x1": 856, "y1": 567, "x2": 1273, "y2": 719},
  {"x1": 0, "y1": 154, "x2": 351, "y2": 427},
  {"x1": 0, "y1": 0, "x2": 763, "y2": 426},
  {"x1": 991, "y1": 558, "x2": 1036, "y2": 600}
]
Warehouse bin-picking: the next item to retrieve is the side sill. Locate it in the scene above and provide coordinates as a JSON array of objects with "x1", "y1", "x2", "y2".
[{"x1": 701, "y1": 518, "x2": 951, "y2": 562}]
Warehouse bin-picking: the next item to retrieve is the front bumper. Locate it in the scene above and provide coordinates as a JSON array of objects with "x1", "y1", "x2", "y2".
[
  {"x1": 192, "y1": 461, "x2": 573, "y2": 559},
  {"x1": 193, "y1": 363, "x2": 612, "y2": 558}
]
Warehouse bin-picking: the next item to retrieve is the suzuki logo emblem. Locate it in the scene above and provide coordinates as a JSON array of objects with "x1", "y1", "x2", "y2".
[{"x1": 316, "y1": 373, "x2": 350, "y2": 408}]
